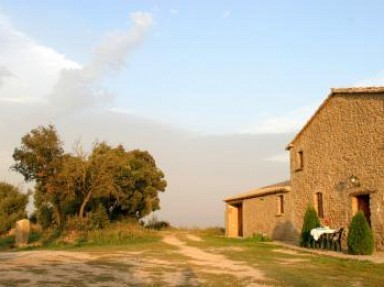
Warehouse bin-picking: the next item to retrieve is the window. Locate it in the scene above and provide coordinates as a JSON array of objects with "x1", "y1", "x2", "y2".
[
  {"x1": 315, "y1": 192, "x2": 324, "y2": 218},
  {"x1": 297, "y1": 150, "x2": 304, "y2": 170},
  {"x1": 277, "y1": 195, "x2": 284, "y2": 215}
]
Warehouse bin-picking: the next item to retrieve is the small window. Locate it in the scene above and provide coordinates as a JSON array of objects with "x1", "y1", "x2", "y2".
[
  {"x1": 297, "y1": 150, "x2": 304, "y2": 170},
  {"x1": 315, "y1": 192, "x2": 324, "y2": 218},
  {"x1": 277, "y1": 195, "x2": 284, "y2": 215}
]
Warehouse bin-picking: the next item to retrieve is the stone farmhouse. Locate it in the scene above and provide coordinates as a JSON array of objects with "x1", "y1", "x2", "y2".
[{"x1": 224, "y1": 87, "x2": 384, "y2": 251}]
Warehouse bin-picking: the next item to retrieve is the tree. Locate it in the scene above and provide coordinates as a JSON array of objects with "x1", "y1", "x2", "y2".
[
  {"x1": 299, "y1": 206, "x2": 320, "y2": 247},
  {"x1": 76, "y1": 143, "x2": 166, "y2": 221},
  {"x1": 12, "y1": 125, "x2": 65, "y2": 226},
  {"x1": 112, "y1": 149, "x2": 167, "y2": 219},
  {"x1": 0, "y1": 182, "x2": 29, "y2": 234},
  {"x1": 12, "y1": 125, "x2": 64, "y2": 181},
  {"x1": 347, "y1": 211, "x2": 374, "y2": 255},
  {"x1": 12, "y1": 125, "x2": 167, "y2": 229},
  {"x1": 57, "y1": 144, "x2": 117, "y2": 218}
]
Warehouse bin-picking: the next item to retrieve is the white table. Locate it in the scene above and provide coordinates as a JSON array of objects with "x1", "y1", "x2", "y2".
[{"x1": 310, "y1": 227, "x2": 336, "y2": 241}]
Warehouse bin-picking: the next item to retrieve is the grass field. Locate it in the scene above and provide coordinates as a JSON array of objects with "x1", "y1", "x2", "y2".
[{"x1": 0, "y1": 228, "x2": 383, "y2": 286}]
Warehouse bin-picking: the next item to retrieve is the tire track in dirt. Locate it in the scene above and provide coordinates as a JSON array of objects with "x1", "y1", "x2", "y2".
[{"x1": 162, "y1": 233, "x2": 268, "y2": 286}]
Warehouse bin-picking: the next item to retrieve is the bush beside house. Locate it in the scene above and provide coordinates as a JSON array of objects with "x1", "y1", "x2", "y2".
[
  {"x1": 347, "y1": 211, "x2": 374, "y2": 255},
  {"x1": 300, "y1": 206, "x2": 320, "y2": 247}
]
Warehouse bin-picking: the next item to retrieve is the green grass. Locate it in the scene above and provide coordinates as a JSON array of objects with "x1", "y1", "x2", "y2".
[
  {"x1": 0, "y1": 278, "x2": 31, "y2": 287},
  {"x1": 191, "y1": 231, "x2": 384, "y2": 287},
  {"x1": 13, "y1": 222, "x2": 161, "y2": 251},
  {"x1": 26, "y1": 267, "x2": 48, "y2": 275}
]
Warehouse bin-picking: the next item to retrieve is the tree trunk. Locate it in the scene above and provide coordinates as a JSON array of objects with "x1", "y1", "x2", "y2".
[
  {"x1": 52, "y1": 203, "x2": 62, "y2": 227},
  {"x1": 79, "y1": 191, "x2": 92, "y2": 218}
]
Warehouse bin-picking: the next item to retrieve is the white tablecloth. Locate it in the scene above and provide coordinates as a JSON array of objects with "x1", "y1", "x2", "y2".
[{"x1": 310, "y1": 227, "x2": 336, "y2": 241}]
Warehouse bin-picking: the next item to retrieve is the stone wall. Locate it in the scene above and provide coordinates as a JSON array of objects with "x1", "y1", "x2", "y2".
[
  {"x1": 289, "y1": 94, "x2": 384, "y2": 250},
  {"x1": 242, "y1": 192, "x2": 297, "y2": 241},
  {"x1": 15, "y1": 219, "x2": 30, "y2": 247}
]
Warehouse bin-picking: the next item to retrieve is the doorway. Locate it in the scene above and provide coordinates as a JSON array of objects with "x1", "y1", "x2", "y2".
[
  {"x1": 355, "y1": 194, "x2": 371, "y2": 226},
  {"x1": 227, "y1": 202, "x2": 243, "y2": 237},
  {"x1": 237, "y1": 203, "x2": 243, "y2": 237}
]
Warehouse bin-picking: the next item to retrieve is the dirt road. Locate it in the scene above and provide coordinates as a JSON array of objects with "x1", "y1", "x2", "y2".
[{"x1": 0, "y1": 233, "x2": 270, "y2": 286}]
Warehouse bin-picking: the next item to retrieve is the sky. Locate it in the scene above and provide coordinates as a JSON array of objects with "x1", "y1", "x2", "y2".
[{"x1": 1, "y1": 1, "x2": 384, "y2": 226}]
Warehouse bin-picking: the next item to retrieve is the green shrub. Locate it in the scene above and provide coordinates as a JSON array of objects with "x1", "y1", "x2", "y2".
[
  {"x1": 299, "y1": 206, "x2": 320, "y2": 247},
  {"x1": 0, "y1": 235, "x2": 15, "y2": 250},
  {"x1": 0, "y1": 182, "x2": 28, "y2": 234},
  {"x1": 347, "y1": 211, "x2": 374, "y2": 255},
  {"x1": 250, "y1": 233, "x2": 272, "y2": 242},
  {"x1": 66, "y1": 215, "x2": 91, "y2": 232},
  {"x1": 201, "y1": 227, "x2": 225, "y2": 236},
  {"x1": 90, "y1": 204, "x2": 110, "y2": 229},
  {"x1": 28, "y1": 232, "x2": 42, "y2": 243},
  {"x1": 145, "y1": 216, "x2": 170, "y2": 230},
  {"x1": 87, "y1": 222, "x2": 158, "y2": 245},
  {"x1": 37, "y1": 206, "x2": 54, "y2": 230}
]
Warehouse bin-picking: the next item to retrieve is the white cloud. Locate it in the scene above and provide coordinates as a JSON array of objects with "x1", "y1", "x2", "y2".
[
  {"x1": 108, "y1": 106, "x2": 138, "y2": 115},
  {"x1": 0, "y1": 66, "x2": 13, "y2": 86},
  {"x1": 49, "y1": 12, "x2": 153, "y2": 116},
  {"x1": 0, "y1": 97, "x2": 45, "y2": 104},
  {"x1": 0, "y1": 11, "x2": 154, "y2": 116},
  {"x1": 0, "y1": 13, "x2": 80, "y2": 103},
  {"x1": 240, "y1": 105, "x2": 317, "y2": 135}
]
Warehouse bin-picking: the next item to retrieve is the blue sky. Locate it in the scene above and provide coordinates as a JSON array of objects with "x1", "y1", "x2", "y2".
[
  {"x1": 1, "y1": 1, "x2": 384, "y2": 225},
  {"x1": 2, "y1": 1, "x2": 384, "y2": 133}
]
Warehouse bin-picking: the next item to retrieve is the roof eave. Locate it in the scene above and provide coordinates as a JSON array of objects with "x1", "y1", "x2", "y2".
[{"x1": 224, "y1": 187, "x2": 290, "y2": 203}]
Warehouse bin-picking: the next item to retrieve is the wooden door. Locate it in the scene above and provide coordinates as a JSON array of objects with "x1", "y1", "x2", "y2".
[{"x1": 357, "y1": 194, "x2": 371, "y2": 226}]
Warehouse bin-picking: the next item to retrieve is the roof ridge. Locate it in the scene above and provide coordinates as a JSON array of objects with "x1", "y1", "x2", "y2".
[
  {"x1": 331, "y1": 86, "x2": 384, "y2": 94},
  {"x1": 286, "y1": 86, "x2": 384, "y2": 149}
]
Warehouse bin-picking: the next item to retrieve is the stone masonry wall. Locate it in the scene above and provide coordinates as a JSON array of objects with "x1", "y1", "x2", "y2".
[
  {"x1": 290, "y1": 94, "x2": 384, "y2": 250},
  {"x1": 242, "y1": 192, "x2": 297, "y2": 241}
]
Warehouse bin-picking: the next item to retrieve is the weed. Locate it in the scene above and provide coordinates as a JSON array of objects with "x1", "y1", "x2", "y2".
[
  {"x1": 0, "y1": 278, "x2": 30, "y2": 287},
  {"x1": 0, "y1": 235, "x2": 15, "y2": 250}
]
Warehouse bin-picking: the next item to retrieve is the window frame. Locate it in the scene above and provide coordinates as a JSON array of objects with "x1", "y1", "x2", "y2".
[{"x1": 296, "y1": 150, "x2": 304, "y2": 171}]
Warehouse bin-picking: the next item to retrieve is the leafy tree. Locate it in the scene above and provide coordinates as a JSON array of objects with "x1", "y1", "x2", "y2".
[
  {"x1": 299, "y1": 206, "x2": 320, "y2": 247},
  {"x1": 12, "y1": 125, "x2": 167, "y2": 229},
  {"x1": 12, "y1": 125, "x2": 65, "y2": 226},
  {"x1": 0, "y1": 182, "x2": 29, "y2": 234},
  {"x1": 56, "y1": 142, "x2": 121, "y2": 219},
  {"x1": 112, "y1": 149, "x2": 167, "y2": 220},
  {"x1": 67, "y1": 142, "x2": 167, "y2": 221},
  {"x1": 347, "y1": 211, "x2": 374, "y2": 255},
  {"x1": 12, "y1": 125, "x2": 64, "y2": 181}
]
